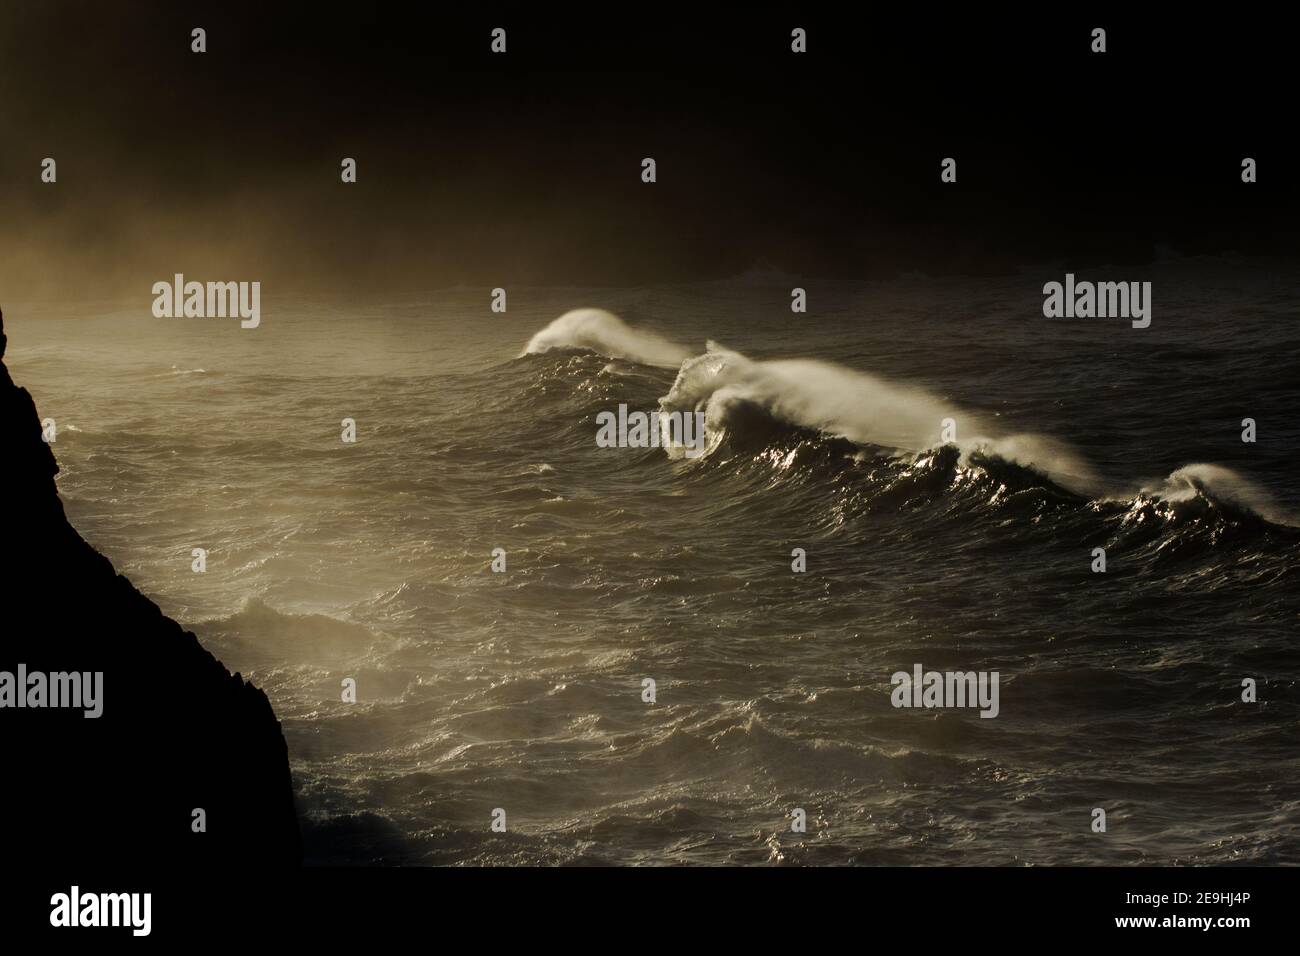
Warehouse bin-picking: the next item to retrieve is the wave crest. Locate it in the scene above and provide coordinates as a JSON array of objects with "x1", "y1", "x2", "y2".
[
  {"x1": 520, "y1": 310, "x2": 1295, "y2": 529},
  {"x1": 1138, "y1": 464, "x2": 1295, "y2": 527},
  {"x1": 661, "y1": 341, "x2": 1103, "y2": 495},
  {"x1": 521, "y1": 308, "x2": 693, "y2": 368}
]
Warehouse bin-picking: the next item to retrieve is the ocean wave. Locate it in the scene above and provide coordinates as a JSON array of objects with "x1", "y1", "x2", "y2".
[
  {"x1": 661, "y1": 341, "x2": 1103, "y2": 494},
  {"x1": 1136, "y1": 463, "x2": 1295, "y2": 527},
  {"x1": 521, "y1": 308, "x2": 694, "y2": 368},
  {"x1": 521, "y1": 310, "x2": 1297, "y2": 531},
  {"x1": 197, "y1": 596, "x2": 385, "y2": 665}
]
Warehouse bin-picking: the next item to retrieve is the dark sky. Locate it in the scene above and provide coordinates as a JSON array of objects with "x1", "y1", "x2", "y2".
[{"x1": 1, "y1": 4, "x2": 1295, "y2": 297}]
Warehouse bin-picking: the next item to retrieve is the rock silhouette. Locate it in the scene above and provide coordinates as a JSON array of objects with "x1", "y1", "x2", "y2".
[{"x1": 0, "y1": 307, "x2": 301, "y2": 866}]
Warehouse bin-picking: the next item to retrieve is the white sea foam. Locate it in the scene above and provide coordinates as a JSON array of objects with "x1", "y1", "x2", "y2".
[
  {"x1": 527, "y1": 310, "x2": 1291, "y2": 523},
  {"x1": 522, "y1": 308, "x2": 693, "y2": 368},
  {"x1": 1141, "y1": 463, "x2": 1296, "y2": 526},
  {"x1": 661, "y1": 341, "x2": 1103, "y2": 494}
]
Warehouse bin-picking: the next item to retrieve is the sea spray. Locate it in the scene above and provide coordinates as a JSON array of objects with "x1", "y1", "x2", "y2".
[
  {"x1": 660, "y1": 342, "x2": 1104, "y2": 495},
  {"x1": 523, "y1": 310, "x2": 1291, "y2": 522},
  {"x1": 523, "y1": 308, "x2": 692, "y2": 368}
]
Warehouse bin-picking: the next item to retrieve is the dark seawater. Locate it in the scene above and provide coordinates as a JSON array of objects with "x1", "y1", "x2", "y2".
[{"x1": 8, "y1": 258, "x2": 1299, "y2": 864}]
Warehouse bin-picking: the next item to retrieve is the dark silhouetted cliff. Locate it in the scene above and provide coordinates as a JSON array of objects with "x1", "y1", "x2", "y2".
[{"x1": 0, "y1": 306, "x2": 301, "y2": 866}]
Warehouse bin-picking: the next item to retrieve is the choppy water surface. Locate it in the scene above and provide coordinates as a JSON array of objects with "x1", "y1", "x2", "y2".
[{"x1": 9, "y1": 261, "x2": 1300, "y2": 864}]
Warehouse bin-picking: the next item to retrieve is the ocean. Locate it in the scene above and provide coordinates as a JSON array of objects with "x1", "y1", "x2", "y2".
[{"x1": 7, "y1": 258, "x2": 1299, "y2": 865}]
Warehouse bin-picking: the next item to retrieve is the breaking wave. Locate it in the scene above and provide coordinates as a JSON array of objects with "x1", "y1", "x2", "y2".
[
  {"x1": 660, "y1": 341, "x2": 1104, "y2": 495},
  {"x1": 522, "y1": 308, "x2": 694, "y2": 368},
  {"x1": 521, "y1": 312, "x2": 1298, "y2": 530}
]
